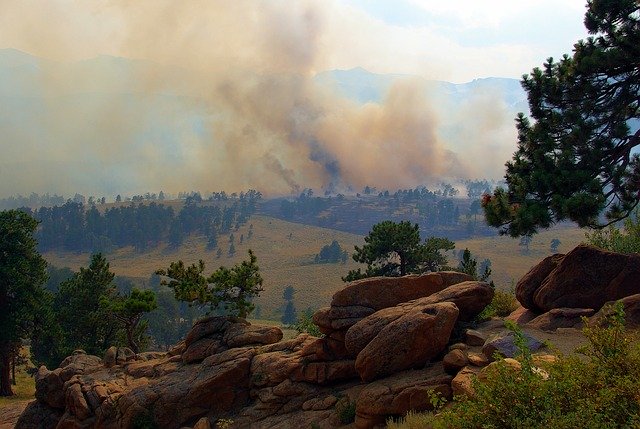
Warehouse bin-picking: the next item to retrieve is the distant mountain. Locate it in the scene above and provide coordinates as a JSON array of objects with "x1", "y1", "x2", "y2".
[{"x1": 314, "y1": 67, "x2": 528, "y2": 112}]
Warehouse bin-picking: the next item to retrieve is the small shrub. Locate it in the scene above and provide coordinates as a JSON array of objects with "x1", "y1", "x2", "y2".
[
  {"x1": 335, "y1": 397, "x2": 356, "y2": 424},
  {"x1": 477, "y1": 287, "x2": 518, "y2": 321},
  {"x1": 131, "y1": 411, "x2": 159, "y2": 429},
  {"x1": 294, "y1": 312, "x2": 323, "y2": 337}
]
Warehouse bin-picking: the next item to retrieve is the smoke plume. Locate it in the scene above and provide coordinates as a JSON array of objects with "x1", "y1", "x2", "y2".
[{"x1": 0, "y1": 0, "x2": 518, "y2": 197}]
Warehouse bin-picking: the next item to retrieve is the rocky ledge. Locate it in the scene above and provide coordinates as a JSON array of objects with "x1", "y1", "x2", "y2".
[{"x1": 18, "y1": 271, "x2": 520, "y2": 429}]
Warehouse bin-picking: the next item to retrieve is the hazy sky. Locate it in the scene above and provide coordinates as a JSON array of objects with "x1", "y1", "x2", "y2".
[
  {"x1": 0, "y1": 1, "x2": 593, "y2": 197},
  {"x1": 0, "y1": 0, "x2": 589, "y2": 82}
]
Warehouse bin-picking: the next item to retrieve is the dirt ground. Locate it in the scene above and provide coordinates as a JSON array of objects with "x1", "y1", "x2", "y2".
[{"x1": 0, "y1": 400, "x2": 31, "y2": 429}]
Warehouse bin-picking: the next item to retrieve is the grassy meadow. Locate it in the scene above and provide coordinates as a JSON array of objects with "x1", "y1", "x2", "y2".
[
  {"x1": 43, "y1": 215, "x2": 365, "y2": 320},
  {"x1": 43, "y1": 215, "x2": 588, "y2": 319}
]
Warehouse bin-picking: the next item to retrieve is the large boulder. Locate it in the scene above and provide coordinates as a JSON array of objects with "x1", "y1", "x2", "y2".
[
  {"x1": 517, "y1": 245, "x2": 640, "y2": 312},
  {"x1": 345, "y1": 281, "x2": 494, "y2": 357},
  {"x1": 331, "y1": 271, "x2": 473, "y2": 310},
  {"x1": 527, "y1": 308, "x2": 595, "y2": 331},
  {"x1": 355, "y1": 363, "x2": 453, "y2": 429},
  {"x1": 482, "y1": 330, "x2": 544, "y2": 360},
  {"x1": 354, "y1": 302, "x2": 459, "y2": 382},
  {"x1": 516, "y1": 254, "x2": 565, "y2": 309}
]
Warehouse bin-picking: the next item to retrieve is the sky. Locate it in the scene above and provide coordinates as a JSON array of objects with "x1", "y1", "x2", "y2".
[{"x1": 0, "y1": 1, "x2": 593, "y2": 197}]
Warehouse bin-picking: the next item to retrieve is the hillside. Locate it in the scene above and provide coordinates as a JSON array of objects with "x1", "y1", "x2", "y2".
[
  {"x1": 43, "y1": 215, "x2": 365, "y2": 319},
  {"x1": 43, "y1": 213, "x2": 588, "y2": 319}
]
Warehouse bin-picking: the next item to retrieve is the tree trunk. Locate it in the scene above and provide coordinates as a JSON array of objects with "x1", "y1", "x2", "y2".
[
  {"x1": 126, "y1": 324, "x2": 139, "y2": 354},
  {"x1": 0, "y1": 350, "x2": 13, "y2": 396},
  {"x1": 11, "y1": 353, "x2": 16, "y2": 386}
]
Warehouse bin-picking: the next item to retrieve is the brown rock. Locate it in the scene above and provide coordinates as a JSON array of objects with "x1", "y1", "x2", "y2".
[
  {"x1": 516, "y1": 253, "x2": 565, "y2": 309},
  {"x1": 224, "y1": 323, "x2": 283, "y2": 347},
  {"x1": 402, "y1": 281, "x2": 494, "y2": 322},
  {"x1": 35, "y1": 366, "x2": 65, "y2": 409},
  {"x1": 449, "y1": 343, "x2": 468, "y2": 352},
  {"x1": 465, "y1": 329, "x2": 487, "y2": 346},
  {"x1": 193, "y1": 417, "x2": 212, "y2": 429},
  {"x1": 451, "y1": 366, "x2": 480, "y2": 398},
  {"x1": 344, "y1": 307, "x2": 405, "y2": 357},
  {"x1": 15, "y1": 401, "x2": 64, "y2": 429},
  {"x1": 312, "y1": 307, "x2": 333, "y2": 334},
  {"x1": 168, "y1": 340, "x2": 186, "y2": 356},
  {"x1": 115, "y1": 347, "x2": 136, "y2": 365},
  {"x1": 65, "y1": 382, "x2": 92, "y2": 421},
  {"x1": 505, "y1": 305, "x2": 540, "y2": 325},
  {"x1": 527, "y1": 308, "x2": 594, "y2": 331},
  {"x1": 442, "y1": 349, "x2": 468, "y2": 375},
  {"x1": 355, "y1": 364, "x2": 453, "y2": 429},
  {"x1": 293, "y1": 360, "x2": 358, "y2": 384},
  {"x1": 332, "y1": 272, "x2": 473, "y2": 310},
  {"x1": 58, "y1": 354, "x2": 102, "y2": 382},
  {"x1": 185, "y1": 315, "x2": 233, "y2": 347},
  {"x1": 182, "y1": 338, "x2": 225, "y2": 364},
  {"x1": 532, "y1": 245, "x2": 640, "y2": 312},
  {"x1": 467, "y1": 352, "x2": 489, "y2": 367},
  {"x1": 590, "y1": 294, "x2": 640, "y2": 329},
  {"x1": 103, "y1": 346, "x2": 117, "y2": 368},
  {"x1": 355, "y1": 302, "x2": 459, "y2": 382}
]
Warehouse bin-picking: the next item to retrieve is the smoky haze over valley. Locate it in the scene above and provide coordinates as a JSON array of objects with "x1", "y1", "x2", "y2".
[{"x1": 0, "y1": 1, "x2": 543, "y2": 198}]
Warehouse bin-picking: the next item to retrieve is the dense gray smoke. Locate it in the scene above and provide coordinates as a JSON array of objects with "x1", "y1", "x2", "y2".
[{"x1": 0, "y1": 0, "x2": 517, "y2": 197}]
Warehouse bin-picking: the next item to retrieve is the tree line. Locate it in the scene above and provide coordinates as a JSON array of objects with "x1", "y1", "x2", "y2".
[{"x1": 19, "y1": 190, "x2": 261, "y2": 253}]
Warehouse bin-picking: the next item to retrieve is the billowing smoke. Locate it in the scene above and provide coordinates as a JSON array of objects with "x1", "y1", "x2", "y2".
[{"x1": 0, "y1": 0, "x2": 518, "y2": 197}]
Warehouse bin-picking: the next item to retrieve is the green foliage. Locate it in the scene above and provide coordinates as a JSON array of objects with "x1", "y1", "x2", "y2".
[
  {"x1": 483, "y1": 0, "x2": 640, "y2": 237},
  {"x1": 281, "y1": 300, "x2": 297, "y2": 325},
  {"x1": 53, "y1": 253, "x2": 119, "y2": 358},
  {"x1": 478, "y1": 288, "x2": 518, "y2": 321},
  {"x1": 585, "y1": 209, "x2": 640, "y2": 253},
  {"x1": 131, "y1": 410, "x2": 159, "y2": 429},
  {"x1": 314, "y1": 240, "x2": 348, "y2": 264},
  {"x1": 392, "y1": 302, "x2": 640, "y2": 429},
  {"x1": 457, "y1": 249, "x2": 491, "y2": 281},
  {"x1": 343, "y1": 220, "x2": 454, "y2": 281},
  {"x1": 293, "y1": 312, "x2": 322, "y2": 337},
  {"x1": 157, "y1": 250, "x2": 263, "y2": 319},
  {"x1": 335, "y1": 397, "x2": 356, "y2": 424},
  {"x1": 101, "y1": 288, "x2": 157, "y2": 353},
  {"x1": 0, "y1": 210, "x2": 48, "y2": 396}
]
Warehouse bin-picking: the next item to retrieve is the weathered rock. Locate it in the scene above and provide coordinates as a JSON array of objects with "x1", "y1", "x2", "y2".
[
  {"x1": 185, "y1": 316, "x2": 233, "y2": 347},
  {"x1": 293, "y1": 360, "x2": 358, "y2": 384},
  {"x1": 345, "y1": 281, "x2": 493, "y2": 357},
  {"x1": 355, "y1": 302, "x2": 459, "y2": 382},
  {"x1": 137, "y1": 351, "x2": 167, "y2": 361},
  {"x1": 451, "y1": 366, "x2": 480, "y2": 398},
  {"x1": 15, "y1": 401, "x2": 64, "y2": 429},
  {"x1": 35, "y1": 366, "x2": 65, "y2": 409},
  {"x1": 116, "y1": 347, "x2": 136, "y2": 365},
  {"x1": 224, "y1": 323, "x2": 283, "y2": 348},
  {"x1": 505, "y1": 305, "x2": 540, "y2": 325},
  {"x1": 449, "y1": 343, "x2": 469, "y2": 352},
  {"x1": 103, "y1": 347, "x2": 118, "y2": 368},
  {"x1": 182, "y1": 338, "x2": 225, "y2": 364},
  {"x1": 521, "y1": 245, "x2": 640, "y2": 312},
  {"x1": 193, "y1": 417, "x2": 212, "y2": 429},
  {"x1": 590, "y1": 294, "x2": 640, "y2": 329},
  {"x1": 402, "y1": 281, "x2": 494, "y2": 322},
  {"x1": 65, "y1": 382, "x2": 92, "y2": 421},
  {"x1": 467, "y1": 352, "x2": 489, "y2": 367},
  {"x1": 355, "y1": 364, "x2": 453, "y2": 429},
  {"x1": 479, "y1": 358, "x2": 522, "y2": 380},
  {"x1": 58, "y1": 353, "x2": 103, "y2": 382},
  {"x1": 482, "y1": 330, "x2": 544, "y2": 360},
  {"x1": 465, "y1": 329, "x2": 487, "y2": 346},
  {"x1": 527, "y1": 308, "x2": 594, "y2": 331},
  {"x1": 442, "y1": 349, "x2": 468, "y2": 375},
  {"x1": 516, "y1": 253, "x2": 565, "y2": 309},
  {"x1": 332, "y1": 271, "x2": 473, "y2": 310}
]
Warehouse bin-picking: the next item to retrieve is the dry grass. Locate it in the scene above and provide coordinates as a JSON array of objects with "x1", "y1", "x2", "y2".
[
  {"x1": 43, "y1": 217, "x2": 589, "y2": 318},
  {"x1": 44, "y1": 215, "x2": 364, "y2": 319},
  {"x1": 0, "y1": 348, "x2": 35, "y2": 407}
]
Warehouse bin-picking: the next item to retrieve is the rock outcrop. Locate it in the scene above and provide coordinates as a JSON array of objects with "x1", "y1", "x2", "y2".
[
  {"x1": 17, "y1": 272, "x2": 498, "y2": 429},
  {"x1": 516, "y1": 245, "x2": 640, "y2": 313}
]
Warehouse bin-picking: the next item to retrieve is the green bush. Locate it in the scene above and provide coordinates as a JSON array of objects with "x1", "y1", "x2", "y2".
[
  {"x1": 335, "y1": 397, "x2": 356, "y2": 424},
  {"x1": 131, "y1": 411, "x2": 159, "y2": 429},
  {"x1": 293, "y1": 312, "x2": 323, "y2": 337},
  {"x1": 585, "y1": 209, "x2": 640, "y2": 254},
  {"x1": 477, "y1": 287, "x2": 518, "y2": 321},
  {"x1": 390, "y1": 303, "x2": 640, "y2": 429}
]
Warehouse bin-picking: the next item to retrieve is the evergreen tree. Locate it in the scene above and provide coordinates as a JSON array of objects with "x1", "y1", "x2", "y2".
[
  {"x1": 281, "y1": 300, "x2": 297, "y2": 325},
  {"x1": 483, "y1": 0, "x2": 640, "y2": 236},
  {"x1": 100, "y1": 288, "x2": 157, "y2": 353},
  {"x1": 0, "y1": 210, "x2": 48, "y2": 396},
  {"x1": 157, "y1": 250, "x2": 264, "y2": 319}
]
